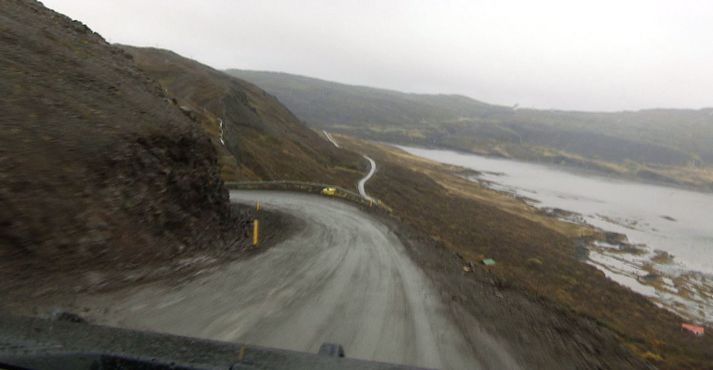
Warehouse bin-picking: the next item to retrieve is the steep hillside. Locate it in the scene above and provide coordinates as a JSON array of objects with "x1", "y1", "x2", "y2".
[
  {"x1": 0, "y1": 1, "x2": 237, "y2": 298},
  {"x1": 229, "y1": 70, "x2": 713, "y2": 190},
  {"x1": 122, "y1": 47, "x2": 363, "y2": 188}
]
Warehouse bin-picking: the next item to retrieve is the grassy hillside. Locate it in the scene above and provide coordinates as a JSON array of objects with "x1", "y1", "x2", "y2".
[
  {"x1": 0, "y1": 1, "x2": 238, "y2": 296},
  {"x1": 124, "y1": 48, "x2": 364, "y2": 189},
  {"x1": 228, "y1": 69, "x2": 713, "y2": 190}
]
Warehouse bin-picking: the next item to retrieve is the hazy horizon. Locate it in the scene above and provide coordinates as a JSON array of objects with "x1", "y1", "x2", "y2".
[
  {"x1": 229, "y1": 68, "x2": 713, "y2": 113},
  {"x1": 42, "y1": 0, "x2": 713, "y2": 112}
]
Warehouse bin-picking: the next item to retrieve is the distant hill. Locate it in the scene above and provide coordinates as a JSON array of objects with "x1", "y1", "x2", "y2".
[
  {"x1": 228, "y1": 69, "x2": 713, "y2": 189},
  {"x1": 125, "y1": 48, "x2": 363, "y2": 188},
  {"x1": 227, "y1": 71, "x2": 502, "y2": 127}
]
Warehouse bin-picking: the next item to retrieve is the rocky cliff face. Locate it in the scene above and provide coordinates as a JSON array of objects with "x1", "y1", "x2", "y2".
[{"x1": 0, "y1": 0, "x2": 234, "y2": 292}]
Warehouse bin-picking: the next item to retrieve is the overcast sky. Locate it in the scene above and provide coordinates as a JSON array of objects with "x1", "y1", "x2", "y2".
[{"x1": 43, "y1": 0, "x2": 712, "y2": 111}]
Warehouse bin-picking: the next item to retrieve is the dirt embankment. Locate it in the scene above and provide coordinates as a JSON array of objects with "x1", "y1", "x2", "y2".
[
  {"x1": 0, "y1": 0, "x2": 244, "y2": 310},
  {"x1": 389, "y1": 221, "x2": 648, "y2": 369}
]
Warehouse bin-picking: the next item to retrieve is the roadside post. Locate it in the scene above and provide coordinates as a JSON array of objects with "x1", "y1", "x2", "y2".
[
  {"x1": 256, "y1": 201, "x2": 261, "y2": 211},
  {"x1": 252, "y1": 219, "x2": 259, "y2": 247}
]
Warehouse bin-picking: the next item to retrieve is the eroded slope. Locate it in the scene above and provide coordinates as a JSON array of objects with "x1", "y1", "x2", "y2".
[{"x1": 0, "y1": 0, "x2": 235, "y2": 300}]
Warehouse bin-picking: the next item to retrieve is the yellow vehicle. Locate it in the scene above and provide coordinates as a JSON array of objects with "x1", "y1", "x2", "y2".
[{"x1": 321, "y1": 187, "x2": 337, "y2": 196}]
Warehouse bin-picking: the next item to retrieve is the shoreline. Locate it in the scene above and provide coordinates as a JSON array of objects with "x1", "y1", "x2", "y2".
[
  {"x1": 453, "y1": 156, "x2": 713, "y2": 325},
  {"x1": 381, "y1": 140, "x2": 713, "y2": 195}
]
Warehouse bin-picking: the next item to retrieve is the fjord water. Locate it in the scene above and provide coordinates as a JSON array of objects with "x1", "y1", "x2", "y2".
[{"x1": 400, "y1": 145, "x2": 713, "y2": 323}]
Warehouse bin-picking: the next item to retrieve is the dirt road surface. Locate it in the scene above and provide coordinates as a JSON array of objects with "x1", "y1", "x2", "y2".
[
  {"x1": 322, "y1": 130, "x2": 341, "y2": 148},
  {"x1": 358, "y1": 155, "x2": 377, "y2": 201},
  {"x1": 79, "y1": 191, "x2": 519, "y2": 369}
]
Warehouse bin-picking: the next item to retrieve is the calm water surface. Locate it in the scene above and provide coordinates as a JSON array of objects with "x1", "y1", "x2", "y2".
[
  {"x1": 400, "y1": 145, "x2": 713, "y2": 276},
  {"x1": 401, "y1": 145, "x2": 713, "y2": 322}
]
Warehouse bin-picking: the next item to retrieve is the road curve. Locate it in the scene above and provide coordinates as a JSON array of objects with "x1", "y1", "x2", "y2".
[
  {"x1": 358, "y1": 155, "x2": 377, "y2": 202},
  {"x1": 218, "y1": 118, "x2": 225, "y2": 145},
  {"x1": 322, "y1": 130, "x2": 340, "y2": 148},
  {"x1": 79, "y1": 191, "x2": 519, "y2": 369}
]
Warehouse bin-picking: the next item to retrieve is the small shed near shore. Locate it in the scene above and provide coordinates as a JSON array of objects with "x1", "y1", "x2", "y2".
[{"x1": 681, "y1": 323, "x2": 705, "y2": 336}]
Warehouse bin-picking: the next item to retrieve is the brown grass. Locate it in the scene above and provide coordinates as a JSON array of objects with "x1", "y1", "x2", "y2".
[
  {"x1": 124, "y1": 46, "x2": 365, "y2": 189},
  {"x1": 339, "y1": 135, "x2": 713, "y2": 369}
]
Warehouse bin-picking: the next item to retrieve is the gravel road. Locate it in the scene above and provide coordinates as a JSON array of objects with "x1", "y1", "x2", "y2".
[
  {"x1": 358, "y1": 155, "x2": 377, "y2": 201},
  {"x1": 79, "y1": 191, "x2": 519, "y2": 369}
]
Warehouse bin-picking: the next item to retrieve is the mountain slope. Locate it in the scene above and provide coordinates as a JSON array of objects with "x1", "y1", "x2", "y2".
[
  {"x1": 228, "y1": 69, "x2": 713, "y2": 189},
  {"x1": 226, "y1": 70, "x2": 503, "y2": 127},
  {"x1": 0, "y1": 0, "x2": 235, "y2": 296},
  {"x1": 122, "y1": 47, "x2": 363, "y2": 188}
]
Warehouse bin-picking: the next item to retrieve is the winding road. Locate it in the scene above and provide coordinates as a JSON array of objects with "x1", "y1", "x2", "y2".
[
  {"x1": 79, "y1": 191, "x2": 518, "y2": 369},
  {"x1": 320, "y1": 130, "x2": 376, "y2": 202},
  {"x1": 218, "y1": 118, "x2": 225, "y2": 145},
  {"x1": 322, "y1": 130, "x2": 341, "y2": 148},
  {"x1": 358, "y1": 155, "x2": 377, "y2": 202}
]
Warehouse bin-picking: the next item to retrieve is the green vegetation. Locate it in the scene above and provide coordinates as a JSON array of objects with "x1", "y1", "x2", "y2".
[{"x1": 228, "y1": 69, "x2": 713, "y2": 190}]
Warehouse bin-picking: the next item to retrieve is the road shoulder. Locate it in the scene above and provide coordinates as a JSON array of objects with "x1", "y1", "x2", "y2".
[{"x1": 0, "y1": 201, "x2": 303, "y2": 319}]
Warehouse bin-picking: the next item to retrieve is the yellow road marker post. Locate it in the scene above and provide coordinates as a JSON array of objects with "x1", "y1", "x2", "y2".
[
  {"x1": 252, "y1": 219, "x2": 259, "y2": 247},
  {"x1": 256, "y1": 201, "x2": 261, "y2": 211}
]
